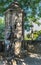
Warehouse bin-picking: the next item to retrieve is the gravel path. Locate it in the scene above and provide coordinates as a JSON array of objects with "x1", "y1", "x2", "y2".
[
  {"x1": 0, "y1": 53, "x2": 41, "y2": 65},
  {"x1": 15, "y1": 53, "x2": 41, "y2": 65}
]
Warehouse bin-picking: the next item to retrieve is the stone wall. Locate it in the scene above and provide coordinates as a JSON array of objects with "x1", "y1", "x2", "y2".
[{"x1": 23, "y1": 41, "x2": 41, "y2": 54}]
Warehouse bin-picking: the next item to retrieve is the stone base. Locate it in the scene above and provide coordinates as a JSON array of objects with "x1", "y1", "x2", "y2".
[{"x1": 27, "y1": 43, "x2": 41, "y2": 53}]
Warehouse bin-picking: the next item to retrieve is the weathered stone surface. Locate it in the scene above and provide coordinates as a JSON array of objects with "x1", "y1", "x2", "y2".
[
  {"x1": 27, "y1": 43, "x2": 41, "y2": 53},
  {"x1": 14, "y1": 41, "x2": 21, "y2": 55}
]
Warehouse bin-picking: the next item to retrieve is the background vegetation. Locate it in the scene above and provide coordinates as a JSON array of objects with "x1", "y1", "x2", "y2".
[{"x1": 0, "y1": 17, "x2": 5, "y2": 40}]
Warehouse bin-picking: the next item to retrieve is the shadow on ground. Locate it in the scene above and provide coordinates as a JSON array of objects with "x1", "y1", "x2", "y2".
[{"x1": 0, "y1": 52, "x2": 41, "y2": 65}]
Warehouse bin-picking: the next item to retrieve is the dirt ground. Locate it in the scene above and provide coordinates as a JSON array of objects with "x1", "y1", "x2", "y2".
[{"x1": 0, "y1": 53, "x2": 41, "y2": 65}]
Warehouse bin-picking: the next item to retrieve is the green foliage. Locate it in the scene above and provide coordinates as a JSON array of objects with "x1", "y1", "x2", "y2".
[
  {"x1": 24, "y1": 30, "x2": 41, "y2": 40},
  {"x1": 0, "y1": 17, "x2": 5, "y2": 39},
  {"x1": 33, "y1": 33, "x2": 38, "y2": 40},
  {"x1": 0, "y1": 0, "x2": 41, "y2": 17}
]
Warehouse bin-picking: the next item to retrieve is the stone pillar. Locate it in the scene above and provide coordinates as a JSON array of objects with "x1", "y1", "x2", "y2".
[
  {"x1": 14, "y1": 41, "x2": 21, "y2": 55},
  {"x1": 14, "y1": 13, "x2": 23, "y2": 56}
]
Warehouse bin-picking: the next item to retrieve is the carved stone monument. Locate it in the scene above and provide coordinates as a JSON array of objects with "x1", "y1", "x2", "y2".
[{"x1": 4, "y1": 2, "x2": 24, "y2": 56}]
